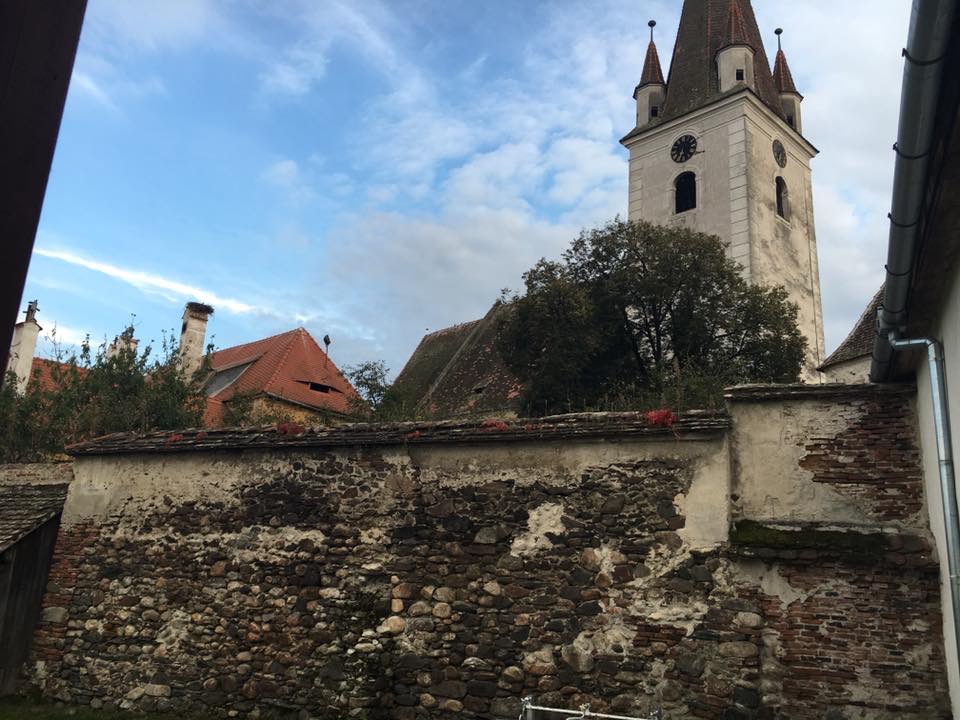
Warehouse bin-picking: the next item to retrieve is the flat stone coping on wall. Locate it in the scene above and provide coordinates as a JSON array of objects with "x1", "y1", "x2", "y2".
[
  {"x1": 65, "y1": 410, "x2": 730, "y2": 456},
  {"x1": 724, "y1": 381, "x2": 916, "y2": 402}
]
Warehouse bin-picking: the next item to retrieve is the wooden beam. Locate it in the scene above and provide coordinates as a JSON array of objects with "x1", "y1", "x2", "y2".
[{"x1": 0, "y1": 1, "x2": 87, "y2": 370}]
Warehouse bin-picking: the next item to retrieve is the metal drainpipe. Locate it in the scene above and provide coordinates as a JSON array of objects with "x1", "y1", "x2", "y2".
[{"x1": 888, "y1": 332, "x2": 960, "y2": 665}]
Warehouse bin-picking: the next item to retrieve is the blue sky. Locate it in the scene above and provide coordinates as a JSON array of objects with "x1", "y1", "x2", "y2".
[{"x1": 23, "y1": 0, "x2": 911, "y2": 378}]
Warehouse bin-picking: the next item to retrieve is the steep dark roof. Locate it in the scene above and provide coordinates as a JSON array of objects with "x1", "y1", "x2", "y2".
[
  {"x1": 772, "y1": 48, "x2": 799, "y2": 95},
  {"x1": 722, "y1": 0, "x2": 751, "y2": 50},
  {"x1": 390, "y1": 319, "x2": 483, "y2": 411},
  {"x1": 0, "y1": 482, "x2": 68, "y2": 553},
  {"x1": 418, "y1": 304, "x2": 524, "y2": 420},
  {"x1": 393, "y1": 304, "x2": 525, "y2": 420},
  {"x1": 819, "y1": 285, "x2": 885, "y2": 370},
  {"x1": 659, "y1": 0, "x2": 784, "y2": 124},
  {"x1": 638, "y1": 40, "x2": 666, "y2": 89}
]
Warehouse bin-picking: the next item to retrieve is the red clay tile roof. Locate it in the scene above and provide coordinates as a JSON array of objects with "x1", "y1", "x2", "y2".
[
  {"x1": 203, "y1": 396, "x2": 227, "y2": 427},
  {"x1": 655, "y1": 0, "x2": 784, "y2": 125},
  {"x1": 638, "y1": 40, "x2": 666, "y2": 88},
  {"x1": 28, "y1": 358, "x2": 85, "y2": 393},
  {"x1": 819, "y1": 285, "x2": 884, "y2": 370},
  {"x1": 772, "y1": 48, "x2": 799, "y2": 95},
  {"x1": 206, "y1": 328, "x2": 362, "y2": 418}
]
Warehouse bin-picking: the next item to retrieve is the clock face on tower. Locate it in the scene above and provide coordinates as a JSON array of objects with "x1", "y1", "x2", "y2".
[
  {"x1": 671, "y1": 134, "x2": 698, "y2": 163},
  {"x1": 773, "y1": 139, "x2": 787, "y2": 168}
]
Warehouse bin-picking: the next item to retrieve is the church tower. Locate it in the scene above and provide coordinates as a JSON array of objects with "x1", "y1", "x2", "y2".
[{"x1": 621, "y1": 0, "x2": 825, "y2": 378}]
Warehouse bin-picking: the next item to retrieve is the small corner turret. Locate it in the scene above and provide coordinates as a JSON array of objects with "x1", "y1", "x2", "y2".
[
  {"x1": 772, "y1": 28, "x2": 803, "y2": 132},
  {"x1": 716, "y1": 0, "x2": 756, "y2": 93},
  {"x1": 634, "y1": 20, "x2": 666, "y2": 127}
]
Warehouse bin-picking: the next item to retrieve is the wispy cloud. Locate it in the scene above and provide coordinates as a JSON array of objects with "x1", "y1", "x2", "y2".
[
  {"x1": 33, "y1": 246, "x2": 376, "y2": 346},
  {"x1": 261, "y1": 158, "x2": 318, "y2": 206},
  {"x1": 35, "y1": 247, "x2": 261, "y2": 315}
]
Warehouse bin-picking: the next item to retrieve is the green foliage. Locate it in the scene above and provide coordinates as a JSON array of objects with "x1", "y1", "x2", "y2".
[
  {"x1": 345, "y1": 360, "x2": 419, "y2": 421},
  {"x1": 345, "y1": 360, "x2": 390, "y2": 411},
  {"x1": 497, "y1": 218, "x2": 807, "y2": 415},
  {"x1": 0, "y1": 326, "x2": 206, "y2": 462}
]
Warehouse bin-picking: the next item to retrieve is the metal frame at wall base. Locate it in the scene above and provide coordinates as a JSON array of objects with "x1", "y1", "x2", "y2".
[{"x1": 520, "y1": 697, "x2": 663, "y2": 720}]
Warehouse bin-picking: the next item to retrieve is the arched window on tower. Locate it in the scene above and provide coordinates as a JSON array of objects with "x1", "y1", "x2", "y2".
[
  {"x1": 775, "y1": 176, "x2": 789, "y2": 220},
  {"x1": 675, "y1": 171, "x2": 696, "y2": 214}
]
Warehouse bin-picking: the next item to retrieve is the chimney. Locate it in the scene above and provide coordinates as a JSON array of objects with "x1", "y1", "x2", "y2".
[
  {"x1": 106, "y1": 329, "x2": 139, "y2": 360},
  {"x1": 6, "y1": 300, "x2": 41, "y2": 394},
  {"x1": 179, "y1": 302, "x2": 213, "y2": 377}
]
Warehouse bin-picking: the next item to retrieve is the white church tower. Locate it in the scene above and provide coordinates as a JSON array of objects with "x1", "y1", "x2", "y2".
[{"x1": 621, "y1": 0, "x2": 825, "y2": 377}]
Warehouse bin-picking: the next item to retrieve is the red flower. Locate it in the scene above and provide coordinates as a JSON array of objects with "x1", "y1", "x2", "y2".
[
  {"x1": 644, "y1": 409, "x2": 675, "y2": 428},
  {"x1": 406, "y1": 430, "x2": 422, "y2": 440},
  {"x1": 481, "y1": 419, "x2": 510, "y2": 432},
  {"x1": 277, "y1": 422, "x2": 305, "y2": 436},
  {"x1": 195, "y1": 431, "x2": 208, "y2": 440},
  {"x1": 165, "y1": 433, "x2": 185, "y2": 445}
]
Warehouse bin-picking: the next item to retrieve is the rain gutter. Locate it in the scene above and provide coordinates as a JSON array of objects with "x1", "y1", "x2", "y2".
[{"x1": 869, "y1": 0, "x2": 959, "y2": 688}]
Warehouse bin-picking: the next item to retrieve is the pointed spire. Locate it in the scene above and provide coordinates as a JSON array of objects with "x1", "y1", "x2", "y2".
[
  {"x1": 722, "y1": 0, "x2": 752, "y2": 50},
  {"x1": 771, "y1": 28, "x2": 799, "y2": 94},
  {"x1": 638, "y1": 20, "x2": 665, "y2": 88},
  {"x1": 656, "y1": 0, "x2": 785, "y2": 123}
]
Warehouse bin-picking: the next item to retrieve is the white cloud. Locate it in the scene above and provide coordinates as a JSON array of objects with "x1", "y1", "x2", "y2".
[
  {"x1": 309, "y1": 0, "x2": 912, "y2": 370},
  {"x1": 71, "y1": 71, "x2": 116, "y2": 109},
  {"x1": 33, "y1": 245, "x2": 375, "y2": 348},
  {"x1": 35, "y1": 247, "x2": 260, "y2": 315},
  {"x1": 259, "y1": 41, "x2": 330, "y2": 95},
  {"x1": 52, "y1": 0, "x2": 916, "y2": 372},
  {"x1": 261, "y1": 159, "x2": 317, "y2": 206},
  {"x1": 85, "y1": 0, "x2": 224, "y2": 53}
]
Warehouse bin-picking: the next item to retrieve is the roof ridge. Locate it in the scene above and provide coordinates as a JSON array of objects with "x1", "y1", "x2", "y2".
[
  {"x1": 211, "y1": 327, "x2": 299, "y2": 360},
  {"x1": 722, "y1": 0, "x2": 751, "y2": 50},
  {"x1": 262, "y1": 327, "x2": 303, "y2": 394},
  {"x1": 416, "y1": 305, "x2": 499, "y2": 413},
  {"x1": 420, "y1": 318, "x2": 483, "y2": 341}
]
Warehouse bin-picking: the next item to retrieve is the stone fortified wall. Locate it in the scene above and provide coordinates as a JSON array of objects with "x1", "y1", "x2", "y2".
[{"x1": 25, "y1": 385, "x2": 951, "y2": 719}]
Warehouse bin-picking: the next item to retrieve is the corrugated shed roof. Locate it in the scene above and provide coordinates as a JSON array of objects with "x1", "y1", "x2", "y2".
[
  {"x1": 206, "y1": 328, "x2": 362, "y2": 417},
  {"x1": 819, "y1": 285, "x2": 885, "y2": 370},
  {"x1": 0, "y1": 482, "x2": 68, "y2": 553}
]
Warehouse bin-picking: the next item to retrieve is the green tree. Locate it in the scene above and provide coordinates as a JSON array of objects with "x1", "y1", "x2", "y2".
[
  {"x1": 0, "y1": 326, "x2": 207, "y2": 461},
  {"x1": 497, "y1": 218, "x2": 806, "y2": 415},
  {"x1": 345, "y1": 360, "x2": 390, "y2": 412}
]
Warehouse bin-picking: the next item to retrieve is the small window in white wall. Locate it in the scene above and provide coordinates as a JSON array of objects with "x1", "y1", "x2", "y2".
[
  {"x1": 735, "y1": 69, "x2": 745, "y2": 81},
  {"x1": 776, "y1": 176, "x2": 790, "y2": 219},
  {"x1": 675, "y1": 172, "x2": 696, "y2": 214}
]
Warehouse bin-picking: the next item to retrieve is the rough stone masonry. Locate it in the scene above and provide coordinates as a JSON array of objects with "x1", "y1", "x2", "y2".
[{"x1": 24, "y1": 385, "x2": 952, "y2": 719}]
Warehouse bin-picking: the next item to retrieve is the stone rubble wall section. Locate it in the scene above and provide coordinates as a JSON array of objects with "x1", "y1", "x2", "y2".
[{"x1": 24, "y1": 386, "x2": 951, "y2": 719}]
